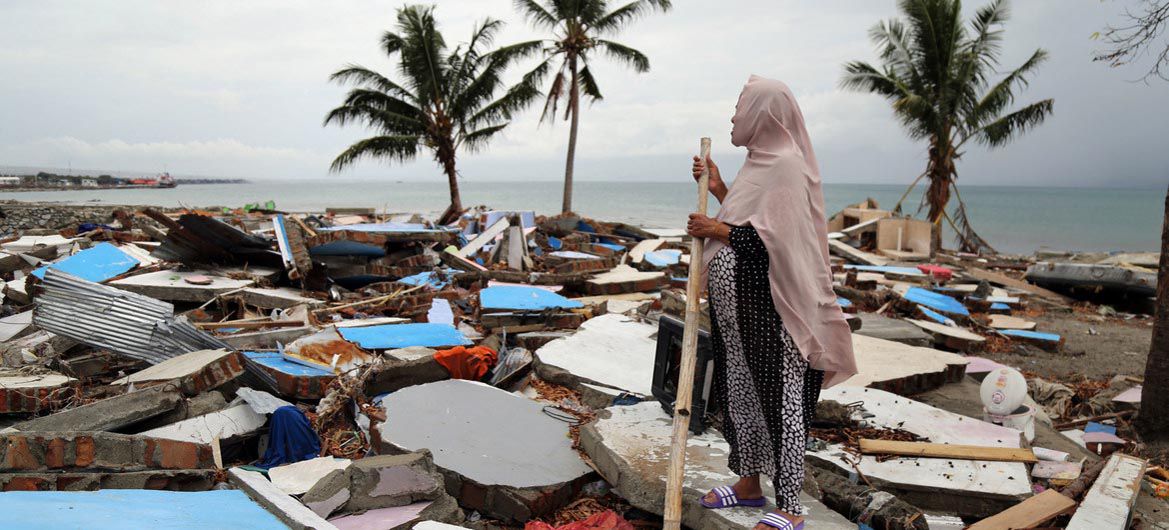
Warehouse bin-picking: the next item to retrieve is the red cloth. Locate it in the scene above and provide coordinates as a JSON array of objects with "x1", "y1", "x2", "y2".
[
  {"x1": 524, "y1": 511, "x2": 635, "y2": 530},
  {"x1": 917, "y1": 264, "x2": 954, "y2": 281},
  {"x1": 433, "y1": 345, "x2": 497, "y2": 380}
]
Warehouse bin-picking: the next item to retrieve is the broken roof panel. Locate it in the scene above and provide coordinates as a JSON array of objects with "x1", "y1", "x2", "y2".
[
  {"x1": 31, "y1": 242, "x2": 140, "y2": 283},
  {"x1": 337, "y1": 323, "x2": 470, "y2": 350},
  {"x1": 149, "y1": 212, "x2": 282, "y2": 268},
  {"x1": 902, "y1": 287, "x2": 970, "y2": 317},
  {"x1": 33, "y1": 269, "x2": 228, "y2": 364}
]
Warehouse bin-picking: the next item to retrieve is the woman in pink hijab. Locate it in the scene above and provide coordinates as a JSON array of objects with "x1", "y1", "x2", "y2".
[{"x1": 688, "y1": 75, "x2": 857, "y2": 530}]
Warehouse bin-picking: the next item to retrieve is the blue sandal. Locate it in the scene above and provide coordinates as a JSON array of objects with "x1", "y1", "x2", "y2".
[
  {"x1": 758, "y1": 512, "x2": 804, "y2": 530},
  {"x1": 699, "y1": 485, "x2": 767, "y2": 509}
]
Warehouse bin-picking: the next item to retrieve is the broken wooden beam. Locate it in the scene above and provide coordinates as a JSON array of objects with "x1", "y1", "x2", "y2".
[
  {"x1": 859, "y1": 439, "x2": 1038, "y2": 463},
  {"x1": 966, "y1": 489, "x2": 1077, "y2": 530}
]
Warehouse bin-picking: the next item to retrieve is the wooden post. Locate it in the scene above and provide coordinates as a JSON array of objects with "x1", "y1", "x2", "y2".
[{"x1": 663, "y1": 137, "x2": 711, "y2": 529}]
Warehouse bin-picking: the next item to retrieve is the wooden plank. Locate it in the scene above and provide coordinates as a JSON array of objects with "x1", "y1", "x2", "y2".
[
  {"x1": 828, "y1": 239, "x2": 889, "y2": 266},
  {"x1": 966, "y1": 490, "x2": 1077, "y2": 530},
  {"x1": 456, "y1": 218, "x2": 509, "y2": 258},
  {"x1": 963, "y1": 266, "x2": 1073, "y2": 305},
  {"x1": 1065, "y1": 454, "x2": 1147, "y2": 530},
  {"x1": 859, "y1": 439, "x2": 1038, "y2": 463}
]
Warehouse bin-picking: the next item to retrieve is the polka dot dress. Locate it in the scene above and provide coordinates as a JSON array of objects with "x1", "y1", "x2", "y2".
[{"x1": 707, "y1": 225, "x2": 824, "y2": 514}]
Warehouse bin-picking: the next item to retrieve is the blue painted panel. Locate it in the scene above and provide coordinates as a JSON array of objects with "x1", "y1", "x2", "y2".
[
  {"x1": 643, "y1": 249, "x2": 683, "y2": 267},
  {"x1": 338, "y1": 323, "x2": 470, "y2": 349},
  {"x1": 308, "y1": 240, "x2": 386, "y2": 257},
  {"x1": 594, "y1": 242, "x2": 624, "y2": 252},
  {"x1": 989, "y1": 302, "x2": 1011, "y2": 311},
  {"x1": 843, "y1": 265, "x2": 924, "y2": 276},
  {"x1": 903, "y1": 287, "x2": 969, "y2": 316},
  {"x1": 397, "y1": 270, "x2": 452, "y2": 289},
  {"x1": 0, "y1": 489, "x2": 287, "y2": 530},
  {"x1": 31, "y1": 242, "x2": 138, "y2": 283},
  {"x1": 1000, "y1": 329, "x2": 1061, "y2": 342},
  {"x1": 1084, "y1": 421, "x2": 1117, "y2": 435},
  {"x1": 479, "y1": 286, "x2": 583, "y2": 311},
  {"x1": 244, "y1": 351, "x2": 334, "y2": 376},
  {"x1": 318, "y1": 222, "x2": 451, "y2": 234},
  {"x1": 548, "y1": 236, "x2": 563, "y2": 250},
  {"x1": 917, "y1": 305, "x2": 955, "y2": 325},
  {"x1": 836, "y1": 297, "x2": 853, "y2": 308}
]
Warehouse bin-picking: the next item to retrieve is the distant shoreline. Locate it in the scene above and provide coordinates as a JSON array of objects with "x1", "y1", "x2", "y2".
[{"x1": 0, "y1": 179, "x2": 248, "y2": 192}]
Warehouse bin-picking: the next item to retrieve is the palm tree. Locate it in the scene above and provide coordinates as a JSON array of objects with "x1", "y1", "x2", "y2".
[
  {"x1": 513, "y1": 0, "x2": 672, "y2": 214},
  {"x1": 841, "y1": 0, "x2": 1054, "y2": 254},
  {"x1": 325, "y1": 5, "x2": 542, "y2": 224}
]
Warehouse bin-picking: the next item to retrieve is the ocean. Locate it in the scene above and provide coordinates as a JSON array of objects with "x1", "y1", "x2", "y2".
[{"x1": 1, "y1": 180, "x2": 1162, "y2": 255}]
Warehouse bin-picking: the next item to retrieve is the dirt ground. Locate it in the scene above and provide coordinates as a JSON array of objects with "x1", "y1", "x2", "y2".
[{"x1": 976, "y1": 308, "x2": 1154, "y2": 381}]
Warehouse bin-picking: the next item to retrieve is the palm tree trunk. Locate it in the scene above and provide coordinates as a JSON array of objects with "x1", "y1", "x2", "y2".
[
  {"x1": 438, "y1": 153, "x2": 462, "y2": 225},
  {"x1": 1138, "y1": 184, "x2": 1169, "y2": 438},
  {"x1": 925, "y1": 139, "x2": 954, "y2": 256},
  {"x1": 562, "y1": 56, "x2": 580, "y2": 215}
]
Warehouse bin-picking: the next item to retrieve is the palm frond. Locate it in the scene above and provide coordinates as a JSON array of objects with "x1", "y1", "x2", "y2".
[
  {"x1": 329, "y1": 65, "x2": 416, "y2": 101},
  {"x1": 578, "y1": 65, "x2": 603, "y2": 101},
  {"x1": 594, "y1": 39, "x2": 650, "y2": 72},
  {"x1": 539, "y1": 62, "x2": 568, "y2": 123},
  {"x1": 592, "y1": 0, "x2": 673, "y2": 34},
  {"x1": 459, "y1": 123, "x2": 510, "y2": 152},
  {"x1": 974, "y1": 99, "x2": 1053, "y2": 147},
  {"x1": 840, "y1": 61, "x2": 907, "y2": 100},
  {"x1": 513, "y1": 0, "x2": 558, "y2": 29},
  {"x1": 966, "y1": 48, "x2": 1049, "y2": 129},
  {"x1": 329, "y1": 135, "x2": 421, "y2": 172}
]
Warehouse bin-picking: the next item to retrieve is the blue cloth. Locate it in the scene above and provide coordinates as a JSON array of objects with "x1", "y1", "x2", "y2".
[{"x1": 257, "y1": 406, "x2": 320, "y2": 469}]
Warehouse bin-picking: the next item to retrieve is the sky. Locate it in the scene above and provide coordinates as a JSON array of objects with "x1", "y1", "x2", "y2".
[{"x1": 1, "y1": 0, "x2": 1167, "y2": 188}]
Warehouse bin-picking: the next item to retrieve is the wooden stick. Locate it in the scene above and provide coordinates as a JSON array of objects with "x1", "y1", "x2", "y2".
[
  {"x1": 859, "y1": 439, "x2": 1039, "y2": 463},
  {"x1": 663, "y1": 137, "x2": 711, "y2": 530}
]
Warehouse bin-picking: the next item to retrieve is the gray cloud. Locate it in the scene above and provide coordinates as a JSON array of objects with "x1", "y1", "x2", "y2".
[{"x1": 1, "y1": 0, "x2": 1166, "y2": 187}]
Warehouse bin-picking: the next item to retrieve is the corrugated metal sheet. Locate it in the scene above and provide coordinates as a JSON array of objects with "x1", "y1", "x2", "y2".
[
  {"x1": 150, "y1": 213, "x2": 282, "y2": 267},
  {"x1": 33, "y1": 269, "x2": 228, "y2": 364}
]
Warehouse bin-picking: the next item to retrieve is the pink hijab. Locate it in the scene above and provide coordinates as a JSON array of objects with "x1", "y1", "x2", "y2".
[{"x1": 702, "y1": 75, "x2": 857, "y2": 388}]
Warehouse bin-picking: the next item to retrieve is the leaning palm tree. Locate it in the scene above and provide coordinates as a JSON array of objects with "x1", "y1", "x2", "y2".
[
  {"x1": 513, "y1": 0, "x2": 672, "y2": 214},
  {"x1": 325, "y1": 5, "x2": 541, "y2": 224},
  {"x1": 841, "y1": 0, "x2": 1053, "y2": 254}
]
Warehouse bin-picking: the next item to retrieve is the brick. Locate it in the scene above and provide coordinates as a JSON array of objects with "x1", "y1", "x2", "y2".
[
  {"x1": 3, "y1": 475, "x2": 50, "y2": 491},
  {"x1": 0, "y1": 432, "x2": 212, "y2": 472}
]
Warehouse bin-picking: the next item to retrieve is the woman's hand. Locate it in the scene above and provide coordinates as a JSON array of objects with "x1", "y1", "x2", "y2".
[
  {"x1": 686, "y1": 213, "x2": 730, "y2": 243},
  {"x1": 692, "y1": 155, "x2": 728, "y2": 203}
]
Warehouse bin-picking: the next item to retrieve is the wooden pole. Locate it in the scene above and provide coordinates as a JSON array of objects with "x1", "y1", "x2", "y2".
[{"x1": 663, "y1": 137, "x2": 711, "y2": 529}]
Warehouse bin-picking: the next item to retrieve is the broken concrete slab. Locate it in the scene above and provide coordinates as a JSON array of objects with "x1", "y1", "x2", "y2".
[
  {"x1": 0, "y1": 311, "x2": 35, "y2": 343},
  {"x1": 582, "y1": 265, "x2": 667, "y2": 295},
  {"x1": 345, "y1": 451, "x2": 447, "y2": 512},
  {"x1": 580, "y1": 402, "x2": 852, "y2": 530},
  {"x1": 0, "y1": 489, "x2": 288, "y2": 529},
  {"x1": 229, "y1": 467, "x2": 342, "y2": 530},
  {"x1": 138, "y1": 404, "x2": 266, "y2": 444},
  {"x1": 113, "y1": 349, "x2": 242, "y2": 396},
  {"x1": 810, "y1": 386, "x2": 1033, "y2": 518},
  {"x1": 853, "y1": 312, "x2": 933, "y2": 347},
  {"x1": 236, "y1": 287, "x2": 326, "y2": 309},
  {"x1": 0, "y1": 431, "x2": 215, "y2": 472},
  {"x1": 374, "y1": 380, "x2": 592, "y2": 522},
  {"x1": 534, "y1": 314, "x2": 656, "y2": 396},
  {"x1": 1065, "y1": 454, "x2": 1146, "y2": 530},
  {"x1": 0, "y1": 372, "x2": 76, "y2": 414},
  {"x1": 844, "y1": 334, "x2": 968, "y2": 394},
  {"x1": 269, "y1": 457, "x2": 352, "y2": 496},
  {"x1": 328, "y1": 498, "x2": 462, "y2": 530},
  {"x1": 12, "y1": 385, "x2": 182, "y2": 432},
  {"x1": 109, "y1": 269, "x2": 256, "y2": 303},
  {"x1": 906, "y1": 318, "x2": 987, "y2": 352}
]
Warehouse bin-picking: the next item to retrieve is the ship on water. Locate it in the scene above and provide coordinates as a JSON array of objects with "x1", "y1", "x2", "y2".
[{"x1": 125, "y1": 172, "x2": 177, "y2": 188}]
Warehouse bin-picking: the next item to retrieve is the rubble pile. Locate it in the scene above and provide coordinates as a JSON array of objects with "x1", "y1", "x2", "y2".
[{"x1": 0, "y1": 200, "x2": 1160, "y2": 529}]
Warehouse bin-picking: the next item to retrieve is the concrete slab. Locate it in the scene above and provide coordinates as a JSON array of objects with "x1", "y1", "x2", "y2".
[
  {"x1": 811, "y1": 386, "x2": 1033, "y2": 517},
  {"x1": 534, "y1": 314, "x2": 657, "y2": 396},
  {"x1": 139, "y1": 404, "x2": 266, "y2": 444},
  {"x1": 110, "y1": 269, "x2": 255, "y2": 302},
  {"x1": 2, "y1": 235, "x2": 81, "y2": 254},
  {"x1": 374, "y1": 380, "x2": 592, "y2": 522},
  {"x1": 0, "y1": 489, "x2": 287, "y2": 530},
  {"x1": 853, "y1": 313, "x2": 933, "y2": 347},
  {"x1": 580, "y1": 402, "x2": 852, "y2": 530},
  {"x1": 113, "y1": 348, "x2": 242, "y2": 396},
  {"x1": 13, "y1": 385, "x2": 182, "y2": 432},
  {"x1": 845, "y1": 334, "x2": 968, "y2": 394},
  {"x1": 269, "y1": 457, "x2": 352, "y2": 496},
  {"x1": 0, "y1": 372, "x2": 76, "y2": 414},
  {"x1": 583, "y1": 265, "x2": 667, "y2": 295},
  {"x1": 237, "y1": 287, "x2": 326, "y2": 309},
  {"x1": 229, "y1": 467, "x2": 341, "y2": 530},
  {"x1": 0, "y1": 311, "x2": 35, "y2": 343},
  {"x1": 329, "y1": 502, "x2": 431, "y2": 530}
]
